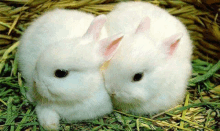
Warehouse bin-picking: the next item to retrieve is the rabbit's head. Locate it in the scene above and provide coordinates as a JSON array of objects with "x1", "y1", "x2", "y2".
[
  {"x1": 104, "y1": 17, "x2": 183, "y2": 106},
  {"x1": 33, "y1": 15, "x2": 123, "y2": 102}
]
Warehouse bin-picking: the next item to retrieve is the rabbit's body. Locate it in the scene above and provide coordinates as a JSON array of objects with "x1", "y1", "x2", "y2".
[
  {"x1": 104, "y1": 2, "x2": 192, "y2": 114},
  {"x1": 17, "y1": 9, "x2": 123, "y2": 130}
]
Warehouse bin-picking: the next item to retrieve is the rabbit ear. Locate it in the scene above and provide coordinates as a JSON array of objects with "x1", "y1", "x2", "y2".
[
  {"x1": 163, "y1": 33, "x2": 183, "y2": 55},
  {"x1": 84, "y1": 15, "x2": 107, "y2": 40},
  {"x1": 135, "y1": 16, "x2": 151, "y2": 34},
  {"x1": 98, "y1": 33, "x2": 124, "y2": 61}
]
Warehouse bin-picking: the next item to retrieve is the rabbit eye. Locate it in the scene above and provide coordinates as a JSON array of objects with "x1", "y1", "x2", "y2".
[
  {"x1": 132, "y1": 72, "x2": 144, "y2": 82},
  {"x1": 54, "y1": 69, "x2": 68, "y2": 78}
]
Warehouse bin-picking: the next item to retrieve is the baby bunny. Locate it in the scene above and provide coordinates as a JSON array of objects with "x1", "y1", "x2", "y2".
[
  {"x1": 17, "y1": 9, "x2": 123, "y2": 130},
  {"x1": 104, "y1": 2, "x2": 192, "y2": 115}
]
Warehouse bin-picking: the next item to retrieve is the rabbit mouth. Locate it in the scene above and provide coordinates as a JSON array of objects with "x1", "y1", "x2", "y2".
[
  {"x1": 111, "y1": 91, "x2": 146, "y2": 105},
  {"x1": 47, "y1": 88, "x2": 60, "y2": 98},
  {"x1": 35, "y1": 79, "x2": 61, "y2": 99},
  {"x1": 33, "y1": 81, "x2": 59, "y2": 102}
]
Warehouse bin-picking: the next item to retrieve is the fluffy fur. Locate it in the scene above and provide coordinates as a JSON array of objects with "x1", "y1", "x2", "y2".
[
  {"x1": 17, "y1": 9, "x2": 123, "y2": 130},
  {"x1": 104, "y1": 2, "x2": 192, "y2": 115}
]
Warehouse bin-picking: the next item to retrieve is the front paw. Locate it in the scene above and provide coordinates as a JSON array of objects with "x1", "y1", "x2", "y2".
[
  {"x1": 36, "y1": 106, "x2": 60, "y2": 130},
  {"x1": 41, "y1": 118, "x2": 59, "y2": 131}
]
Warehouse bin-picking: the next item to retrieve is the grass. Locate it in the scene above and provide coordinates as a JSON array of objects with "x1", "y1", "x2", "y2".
[
  {"x1": 0, "y1": 55, "x2": 219, "y2": 130},
  {"x1": 0, "y1": 0, "x2": 220, "y2": 130}
]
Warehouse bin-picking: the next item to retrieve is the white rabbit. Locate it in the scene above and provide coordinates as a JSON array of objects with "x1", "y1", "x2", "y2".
[
  {"x1": 103, "y1": 2, "x2": 192, "y2": 115},
  {"x1": 17, "y1": 9, "x2": 123, "y2": 130}
]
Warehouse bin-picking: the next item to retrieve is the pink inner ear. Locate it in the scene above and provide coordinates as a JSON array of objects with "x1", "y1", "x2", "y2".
[
  {"x1": 135, "y1": 17, "x2": 151, "y2": 34},
  {"x1": 169, "y1": 39, "x2": 180, "y2": 55},
  {"x1": 85, "y1": 15, "x2": 107, "y2": 40},
  {"x1": 104, "y1": 37, "x2": 122, "y2": 57}
]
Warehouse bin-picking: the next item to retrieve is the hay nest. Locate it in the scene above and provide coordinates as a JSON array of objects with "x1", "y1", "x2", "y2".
[{"x1": 0, "y1": 0, "x2": 220, "y2": 130}]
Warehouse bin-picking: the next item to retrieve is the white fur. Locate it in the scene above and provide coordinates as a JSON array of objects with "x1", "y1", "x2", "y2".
[
  {"x1": 17, "y1": 9, "x2": 119, "y2": 130},
  {"x1": 104, "y1": 2, "x2": 192, "y2": 114}
]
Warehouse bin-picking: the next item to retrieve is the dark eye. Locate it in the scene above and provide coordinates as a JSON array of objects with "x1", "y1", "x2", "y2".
[
  {"x1": 132, "y1": 72, "x2": 144, "y2": 82},
  {"x1": 54, "y1": 69, "x2": 68, "y2": 78}
]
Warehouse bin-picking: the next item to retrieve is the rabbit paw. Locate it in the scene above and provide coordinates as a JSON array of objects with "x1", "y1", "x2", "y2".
[
  {"x1": 41, "y1": 118, "x2": 59, "y2": 131},
  {"x1": 36, "y1": 105, "x2": 60, "y2": 130}
]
